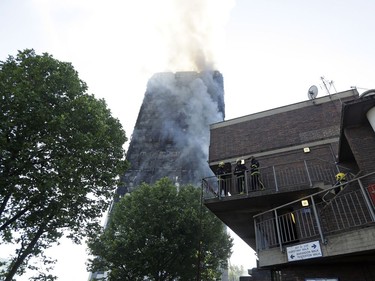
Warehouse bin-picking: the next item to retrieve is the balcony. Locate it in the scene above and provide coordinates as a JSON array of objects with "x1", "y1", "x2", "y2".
[
  {"x1": 203, "y1": 159, "x2": 347, "y2": 198},
  {"x1": 254, "y1": 172, "x2": 375, "y2": 267},
  {"x1": 202, "y1": 159, "x2": 358, "y2": 250}
]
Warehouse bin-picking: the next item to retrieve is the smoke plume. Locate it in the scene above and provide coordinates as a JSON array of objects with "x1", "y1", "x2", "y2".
[
  {"x1": 118, "y1": 1, "x2": 234, "y2": 192},
  {"x1": 145, "y1": 0, "x2": 235, "y2": 72}
]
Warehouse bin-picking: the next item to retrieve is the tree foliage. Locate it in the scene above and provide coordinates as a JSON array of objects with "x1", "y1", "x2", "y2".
[
  {"x1": 0, "y1": 49, "x2": 128, "y2": 280},
  {"x1": 87, "y1": 178, "x2": 233, "y2": 281},
  {"x1": 228, "y1": 263, "x2": 246, "y2": 281}
]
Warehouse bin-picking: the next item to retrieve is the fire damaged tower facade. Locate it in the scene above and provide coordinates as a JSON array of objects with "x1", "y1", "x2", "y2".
[{"x1": 117, "y1": 71, "x2": 225, "y2": 196}]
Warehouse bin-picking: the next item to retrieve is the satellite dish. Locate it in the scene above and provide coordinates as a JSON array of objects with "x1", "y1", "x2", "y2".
[{"x1": 308, "y1": 85, "x2": 318, "y2": 100}]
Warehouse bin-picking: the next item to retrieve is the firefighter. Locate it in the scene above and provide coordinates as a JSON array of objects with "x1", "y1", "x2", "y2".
[
  {"x1": 334, "y1": 172, "x2": 347, "y2": 194},
  {"x1": 234, "y1": 159, "x2": 247, "y2": 194},
  {"x1": 249, "y1": 156, "x2": 264, "y2": 191},
  {"x1": 216, "y1": 162, "x2": 229, "y2": 196}
]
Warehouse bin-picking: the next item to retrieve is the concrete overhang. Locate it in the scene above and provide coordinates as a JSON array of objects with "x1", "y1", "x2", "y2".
[
  {"x1": 258, "y1": 225, "x2": 375, "y2": 268},
  {"x1": 204, "y1": 187, "x2": 321, "y2": 250}
]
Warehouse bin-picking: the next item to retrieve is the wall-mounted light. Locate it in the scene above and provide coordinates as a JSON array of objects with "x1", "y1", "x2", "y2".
[
  {"x1": 301, "y1": 200, "x2": 309, "y2": 207},
  {"x1": 303, "y1": 147, "x2": 310, "y2": 153}
]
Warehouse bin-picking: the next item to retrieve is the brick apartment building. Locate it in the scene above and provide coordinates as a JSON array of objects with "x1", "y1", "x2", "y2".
[{"x1": 203, "y1": 89, "x2": 375, "y2": 281}]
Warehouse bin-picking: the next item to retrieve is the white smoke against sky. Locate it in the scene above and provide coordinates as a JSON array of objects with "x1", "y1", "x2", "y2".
[
  {"x1": 146, "y1": 0, "x2": 235, "y2": 72},
  {"x1": 35, "y1": 0, "x2": 235, "y2": 70},
  {"x1": 133, "y1": 0, "x2": 235, "y2": 182}
]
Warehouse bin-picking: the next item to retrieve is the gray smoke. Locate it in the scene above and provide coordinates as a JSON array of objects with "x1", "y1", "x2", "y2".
[
  {"x1": 146, "y1": 71, "x2": 224, "y2": 165},
  {"x1": 120, "y1": 71, "x2": 224, "y2": 193}
]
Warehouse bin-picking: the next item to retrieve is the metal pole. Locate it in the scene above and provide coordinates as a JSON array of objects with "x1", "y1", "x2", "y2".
[
  {"x1": 272, "y1": 166, "x2": 279, "y2": 192},
  {"x1": 274, "y1": 209, "x2": 283, "y2": 252},
  {"x1": 304, "y1": 160, "x2": 313, "y2": 187},
  {"x1": 311, "y1": 196, "x2": 325, "y2": 244},
  {"x1": 245, "y1": 170, "x2": 249, "y2": 195},
  {"x1": 254, "y1": 218, "x2": 259, "y2": 252}
]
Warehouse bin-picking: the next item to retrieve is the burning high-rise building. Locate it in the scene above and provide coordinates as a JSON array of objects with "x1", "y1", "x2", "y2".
[
  {"x1": 116, "y1": 71, "x2": 225, "y2": 196},
  {"x1": 90, "y1": 71, "x2": 225, "y2": 280}
]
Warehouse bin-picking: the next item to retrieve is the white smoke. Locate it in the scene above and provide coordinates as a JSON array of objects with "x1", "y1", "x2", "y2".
[
  {"x1": 142, "y1": 0, "x2": 235, "y2": 72},
  {"x1": 141, "y1": 71, "x2": 224, "y2": 183}
]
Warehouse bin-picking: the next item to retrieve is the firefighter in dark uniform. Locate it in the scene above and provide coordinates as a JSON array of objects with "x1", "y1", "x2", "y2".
[
  {"x1": 217, "y1": 162, "x2": 229, "y2": 196},
  {"x1": 249, "y1": 156, "x2": 264, "y2": 191},
  {"x1": 234, "y1": 159, "x2": 247, "y2": 194}
]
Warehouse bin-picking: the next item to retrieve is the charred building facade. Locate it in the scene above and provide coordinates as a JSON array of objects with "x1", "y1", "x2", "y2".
[
  {"x1": 117, "y1": 71, "x2": 225, "y2": 196},
  {"x1": 203, "y1": 89, "x2": 375, "y2": 281}
]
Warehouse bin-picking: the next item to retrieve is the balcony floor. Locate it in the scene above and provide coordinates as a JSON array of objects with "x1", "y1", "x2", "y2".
[{"x1": 204, "y1": 187, "x2": 322, "y2": 249}]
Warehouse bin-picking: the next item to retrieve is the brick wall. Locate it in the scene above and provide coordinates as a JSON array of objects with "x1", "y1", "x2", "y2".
[
  {"x1": 256, "y1": 145, "x2": 336, "y2": 167},
  {"x1": 209, "y1": 96, "x2": 355, "y2": 163},
  {"x1": 344, "y1": 124, "x2": 375, "y2": 176},
  {"x1": 344, "y1": 124, "x2": 375, "y2": 191}
]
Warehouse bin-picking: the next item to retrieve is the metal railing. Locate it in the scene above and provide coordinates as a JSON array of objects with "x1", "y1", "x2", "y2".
[
  {"x1": 202, "y1": 159, "x2": 346, "y2": 199},
  {"x1": 254, "y1": 172, "x2": 375, "y2": 252}
]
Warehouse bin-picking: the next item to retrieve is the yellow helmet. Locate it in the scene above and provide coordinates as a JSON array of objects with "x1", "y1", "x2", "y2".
[
  {"x1": 336, "y1": 172, "x2": 346, "y2": 181},
  {"x1": 218, "y1": 162, "x2": 224, "y2": 168}
]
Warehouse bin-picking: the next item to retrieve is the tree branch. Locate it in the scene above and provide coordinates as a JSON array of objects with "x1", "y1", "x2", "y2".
[
  {"x1": 4, "y1": 215, "x2": 53, "y2": 281},
  {"x1": 0, "y1": 207, "x2": 29, "y2": 232}
]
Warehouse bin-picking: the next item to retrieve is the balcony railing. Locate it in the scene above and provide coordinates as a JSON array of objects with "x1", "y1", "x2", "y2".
[
  {"x1": 254, "y1": 172, "x2": 375, "y2": 252},
  {"x1": 202, "y1": 159, "x2": 347, "y2": 199}
]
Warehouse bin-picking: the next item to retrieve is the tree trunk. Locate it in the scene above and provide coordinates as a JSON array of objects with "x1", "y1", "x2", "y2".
[{"x1": 4, "y1": 222, "x2": 47, "y2": 281}]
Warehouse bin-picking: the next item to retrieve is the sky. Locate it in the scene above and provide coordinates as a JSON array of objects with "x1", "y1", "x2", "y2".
[{"x1": 1, "y1": 0, "x2": 375, "y2": 280}]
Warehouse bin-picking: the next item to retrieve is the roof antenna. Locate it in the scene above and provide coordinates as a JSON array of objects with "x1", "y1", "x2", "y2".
[{"x1": 321, "y1": 76, "x2": 337, "y2": 95}]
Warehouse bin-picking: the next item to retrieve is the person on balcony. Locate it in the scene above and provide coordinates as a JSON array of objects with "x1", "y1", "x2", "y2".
[
  {"x1": 216, "y1": 162, "x2": 230, "y2": 196},
  {"x1": 334, "y1": 172, "x2": 347, "y2": 194},
  {"x1": 249, "y1": 156, "x2": 264, "y2": 191},
  {"x1": 234, "y1": 159, "x2": 247, "y2": 194}
]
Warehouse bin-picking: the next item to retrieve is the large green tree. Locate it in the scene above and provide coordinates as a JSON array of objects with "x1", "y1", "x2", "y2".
[
  {"x1": 87, "y1": 178, "x2": 233, "y2": 281},
  {"x1": 0, "y1": 49, "x2": 128, "y2": 280}
]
